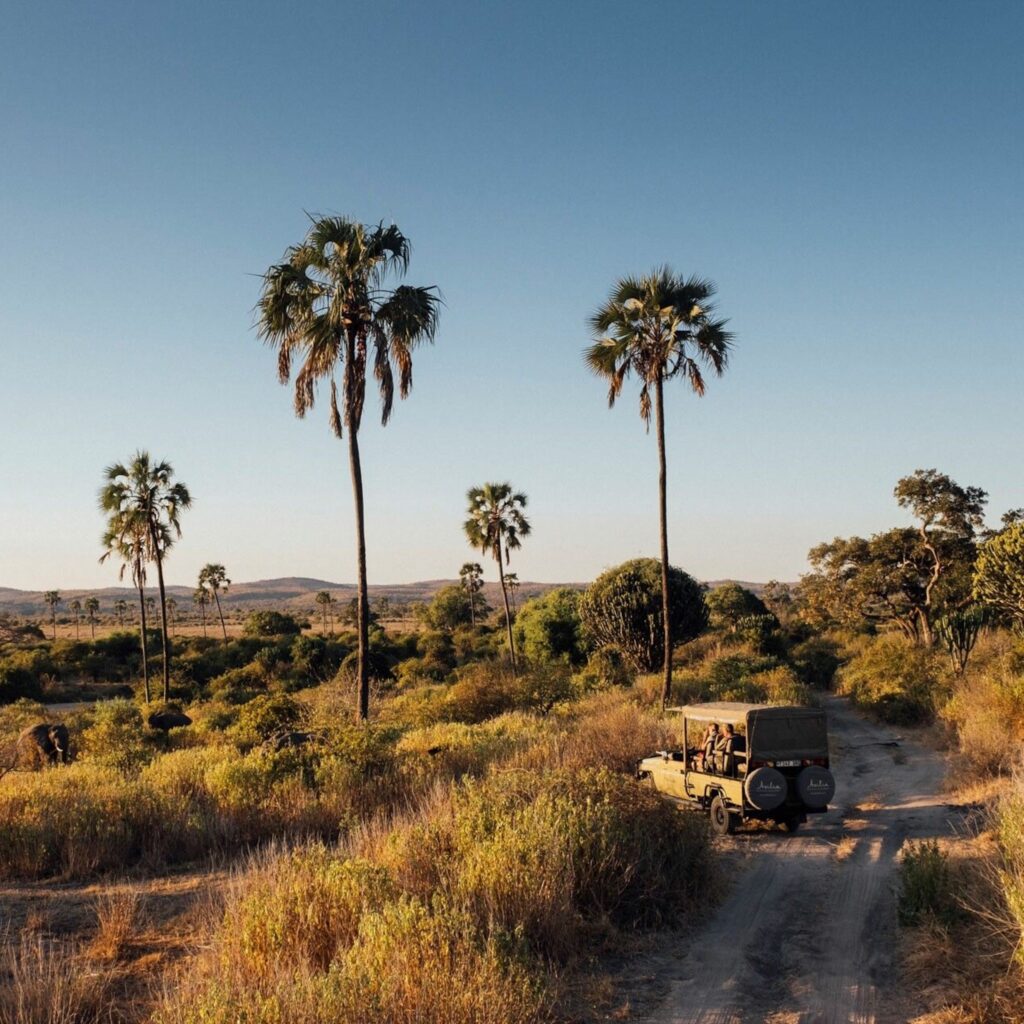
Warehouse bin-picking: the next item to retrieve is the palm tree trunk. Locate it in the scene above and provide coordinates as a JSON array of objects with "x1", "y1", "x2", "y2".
[
  {"x1": 654, "y1": 374, "x2": 673, "y2": 710},
  {"x1": 50, "y1": 607, "x2": 56, "y2": 641},
  {"x1": 497, "y1": 544, "x2": 517, "y2": 674},
  {"x1": 200, "y1": 600, "x2": 207, "y2": 638},
  {"x1": 137, "y1": 582, "x2": 151, "y2": 704},
  {"x1": 153, "y1": 550, "x2": 171, "y2": 702},
  {"x1": 213, "y1": 589, "x2": 227, "y2": 641},
  {"x1": 347, "y1": 427, "x2": 371, "y2": 721}
]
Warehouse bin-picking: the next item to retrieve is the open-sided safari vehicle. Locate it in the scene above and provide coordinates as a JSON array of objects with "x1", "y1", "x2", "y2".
[{"x1": 636, "y1": 701, "x2": 835, "y2": 836}]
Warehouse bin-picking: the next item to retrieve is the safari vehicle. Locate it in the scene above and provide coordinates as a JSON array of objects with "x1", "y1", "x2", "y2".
[{"x1": 636, "y1": 701, "x2": 835, "y2": 836}]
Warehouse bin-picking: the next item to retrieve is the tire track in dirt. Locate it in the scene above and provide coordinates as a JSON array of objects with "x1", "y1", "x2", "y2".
[{"x1": 638, "y1": 696, "x2": 959, "y2": 1024}]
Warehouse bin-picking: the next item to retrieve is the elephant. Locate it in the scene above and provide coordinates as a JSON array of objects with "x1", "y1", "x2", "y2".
[
  {"x1": 266, "y1": 730, "x2": 314, "y2": 752},
  {"x1": 16, "y1": 723, "x2": 70, "y2": 768},
  {"x1": 147, "y1": 710, "x2": 192, "y2": 732}
]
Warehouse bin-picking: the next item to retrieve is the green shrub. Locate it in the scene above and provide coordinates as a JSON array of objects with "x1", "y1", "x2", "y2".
[
  {"x1": 898, "y1": 840, "x2": 956, "y2": 926},
  {"x1": 80, "y1": 698, "x2": 152, "y2": 773},
  {"x1": 232, "y1": 694, "x2": 304, "y2": 749},
  {"x1": 512, "y1": 588, "x2": 588, "y2": 666},
  {"x1": 243, "y1": 610, "x2": 303, "y2": 637}
]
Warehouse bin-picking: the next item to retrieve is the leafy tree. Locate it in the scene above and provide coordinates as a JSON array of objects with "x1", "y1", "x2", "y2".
[
  {"x1": 420, "y1": 584, "x2": 475, "y2": 632},
  {"x1": 43, "y1": 591, "x2": 61, "y2": 641},
  {"x1": 579, "y1": 558, "x2": 708, "y2": 681},
  {"x1": 84, "y1": 597, "x2": 100, "y2": 640},
  {"x1": 459, "y1": 562, "x2": 485, "y2": 625},
  {"x1": 113, "y1": 598, "x2": 128, "y2": 628},
  {"x1": 513, "y1": 587, "x2": 588, "y2": 666},
  {"x1": 464, "y1": 483, "x2": 531, "y2": 673},
  {"x1": 99, "y1": 451, "x2": 192, "y2": 701},
  {"x1": 894, "y1": 469, "x2": 987, "y2": 644},
  {"x1": 705, "y1": 583, "x2": 769, "y2": 633},
  {"x1": 761, "y1": 580, "x2": 793, "y2": 617},
  {"x1": 586, "y1": 269, "x2": 731, "y2": 707},
  {"x1": 193, "y1": 587, "x2": 210, "y2": 638},
  {"x1": 258, "y1": 216, "x2": 440, "y2": 721},
  {"x1": 69, "y1": 598, "x2": 82, "y2": 640},
  {"x1": 974, "y1": 522, "x2": 1024, "y2": 633},
  {"x1": 199, "y1": 563, "x2": 231, "y2": 641},
  {"x1": 243, "y1": 610, "x2": 303, "y2": 637}
]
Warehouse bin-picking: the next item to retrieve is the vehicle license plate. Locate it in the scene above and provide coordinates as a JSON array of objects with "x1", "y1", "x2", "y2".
[{"x1": 776, "y1": 759, "x2": 800, "y2": 767}]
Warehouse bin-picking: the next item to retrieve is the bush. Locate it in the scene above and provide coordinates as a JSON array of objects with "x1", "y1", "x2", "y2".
[
  {"x1": 80, "y1": 698, "x2": 151, "y2": 772},
  {"x1": 837, "y1": 634, "x2": 948, "y2": 725},
  {"x1": 579, "y1": 558, "x2": 708, "y2": 672},
  {"x1": 231, "y1": 694, "x2": 304, "y2": 749},
  {"x1": 512, "y1": 588, "x2": 588, "y2": 666},
  {"x1": 790, "y1": 635, "x2": 843, "y2": 688},
  {"x1": 997, "y1": 777, "x2": 1024, "y2": 963},
  {"x1": 898, "y1": 840, "x2": 956, "y2": 926}
]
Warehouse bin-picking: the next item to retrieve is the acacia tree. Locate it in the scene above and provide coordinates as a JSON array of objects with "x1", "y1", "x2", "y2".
[
  {"x1": 69, "y1": 599, "x2": 82, "y2": 640},
  {"x1": 586, "y1": 270, "x2": 731, "y2": 707},
  {"x1": 100, "y1": 512, "x2": 155, "y2": 703},
  {"x1": 894, "y1": 469, "x2": 987, "y2": 645},
  {"x1": 258, "y1": 216, "x2": 440, "y2": 721},
  {"x1": 459, "y1": 562, "x2": 485, "y2": 626},
  {"x1": 43, "y1": 591, "x2": 61, "y2": 640},
  {"x1": 199, "y1": 563, "x2": 231, "y2": 641},
  {"x1": 100, "y1": 452, "x2": 191, "y2": 701},
  {"x1": 464, "y1": 483, "x2": 531, "y2": 673},
  {"x1": 85, "y1": 597, "x2": 100, "y2": 640},
  {"x1": 193, "y1": 587, "x2": 210, "y2": 638}
]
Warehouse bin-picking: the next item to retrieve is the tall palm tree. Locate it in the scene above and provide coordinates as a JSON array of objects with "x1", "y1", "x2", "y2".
[
  {"x1": 586, "y1": 269, "x2": 732, "y2": 708},
  {"x1": 198, "y1": 564, "x2": 231, "y2": 640},
  {"x1": 464, "y1": 483, "x2": 531, "y2": 673},
  {"x1": 459, "y1": 562, "x2": 484, "y2": 626},
  {"x1": 43, "y1": 591, "x2": 61, "y2": 640},
  {"x1": 314, "y1": 590, "x2": 332, "y2": 636},
  {"x1": 193, "y1": 587, "x2": 210, "y2": 638},
  {"x1": 166, "y1": 597, "x2": 178, "y2": 637},
  {"x1": 113, "y1": 598, "x2": 128, "y2": 628},
  {"x1": 257, "y1": 216, "x2": 441, "y2": 721},
  {"x1": 100, "y1": 513, "x2": 155, "y2": 703},
  {"x1": 100, "y1": 452, "x2": 192, "y2": 702},
  {"x1": 85, "y1": 597, "x2": 100, "y2": 640},
  {"x1": 69, "y1": 599, "x2": 82, "y2": 640},
  {"x1": 504, "y1": 573, "x2": 521, "y2": 614}
]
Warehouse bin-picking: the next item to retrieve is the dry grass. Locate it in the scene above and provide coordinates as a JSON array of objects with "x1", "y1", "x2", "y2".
[
  {"x1": 86, "y1": 887, "x2": 141, "y2": 962},
  {"x1": 0, "y1": 933, "x2": 116, "y2": 1024}
]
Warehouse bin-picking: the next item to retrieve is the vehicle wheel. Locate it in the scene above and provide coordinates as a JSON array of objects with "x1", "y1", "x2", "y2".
[
  {"x1": 780, "y1": 815, "x2": 801, "y2": 833},
  {"x1": 709, "y1": 795, "x2": 734, "y2": 836}
]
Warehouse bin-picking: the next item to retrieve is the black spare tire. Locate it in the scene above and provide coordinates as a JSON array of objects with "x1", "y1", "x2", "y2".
[
  {"x1": 795, "y1": 765, "x2": 835, "y2": 808},
  {"x1": 744, "y1": 766, "x2": 787, "y2": 811}
]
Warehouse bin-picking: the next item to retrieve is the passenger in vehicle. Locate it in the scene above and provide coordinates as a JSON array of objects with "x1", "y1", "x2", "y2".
[
  {"x1": 716, "y1": 724, "x2": 737, "y2": 776},
  {"x1": 701, "y1": 723, "x2": 719, "y2": 771}
]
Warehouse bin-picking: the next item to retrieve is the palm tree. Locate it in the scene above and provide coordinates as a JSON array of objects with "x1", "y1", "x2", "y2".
[
  {"x1": 314, "y1": 590, "x2": 332, "y2": 635},
  {"x1": 146, "y1": 596, "x2": 156, "y2": 618},
  {"x1": 464, "y1": 484, "x2": 531, "y2": 673},
  {"x1": 257, "y1": 216, "x2": 441, "y2": 721},
  {"x1": 166, "y1": 597, "x2": 178, "y2": 637},
  {"x1": 459, "y1": 562, "x2": 484, "y2": 626},
  {"x1": 43, "y1": 591, "x2": 61, "y2": 640},
  {"x1": 504, "y1": 573, "x2": 521, "y2": 614},
  {"x1": 100, "y1": 513, "x2": 154, "y2": 703},
  {"x1": 85, "y1": 597, "x2": 100, "y2": 640},
  {"x1": 586, "y1": 269, "x2": 732, "y2": 708},
  {"x1": 113, "y1": 598, "x2": 128, "y2": 628},
  {"x1": 69, "y1": 599, "x2": 82, "y2": 640},
  {"x1": 100, "y1": 452, "x2": 192, "y2": 702},
  {"x1": 193, "y1": 587, "x2": 210, "y2": 638},
  {"x1": 198, "y1": 564, "x2": 231, "y2": 640}
]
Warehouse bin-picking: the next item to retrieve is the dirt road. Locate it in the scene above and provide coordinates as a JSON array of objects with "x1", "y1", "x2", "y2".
[{"x1": 638, "y1": 696, "x2": 960, "y2": 1024}]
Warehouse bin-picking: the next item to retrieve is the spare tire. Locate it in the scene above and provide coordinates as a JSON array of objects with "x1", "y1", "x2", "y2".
[
  {"x1": 795, "y1": 765, "x2": 835, "y2": 809},
  {"x1": 744, "y1": 766, "x2": 788, "y2": 811}
]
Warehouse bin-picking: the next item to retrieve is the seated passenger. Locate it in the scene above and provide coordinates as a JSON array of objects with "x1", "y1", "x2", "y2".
[
  {"x1": 701, "y1": 723, "x2": 719, "y2": 771},
  {"x1": 716, "y1": 724, "x2": 737, "y2": 776}
]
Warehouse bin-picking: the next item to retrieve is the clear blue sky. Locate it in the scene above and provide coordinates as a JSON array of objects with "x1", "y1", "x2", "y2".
[{"x1": 1, "y1": 1, "x2": 1021, "y2": 591}]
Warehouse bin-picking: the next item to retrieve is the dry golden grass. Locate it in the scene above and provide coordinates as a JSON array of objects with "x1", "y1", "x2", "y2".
[{"x1": 86, "y1": 887, "x2": 140, "y2": 962}]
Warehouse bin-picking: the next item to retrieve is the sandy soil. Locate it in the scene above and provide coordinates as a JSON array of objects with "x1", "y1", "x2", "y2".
[{"x1": 634, "y1": 696, "x2": 966, "y2": 1024}]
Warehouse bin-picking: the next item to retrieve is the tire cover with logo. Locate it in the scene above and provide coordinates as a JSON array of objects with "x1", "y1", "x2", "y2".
[
  {"x1": 744, "y1": 766, "x2": 788, "y2": 811},
  {"x1": 795, "y1": 765, "x2": 835, "y2": 808}
]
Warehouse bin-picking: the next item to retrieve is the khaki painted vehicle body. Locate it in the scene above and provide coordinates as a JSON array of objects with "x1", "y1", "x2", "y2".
[{"x1": 636, "y1": 701, "x2": 835, "y2": 836}]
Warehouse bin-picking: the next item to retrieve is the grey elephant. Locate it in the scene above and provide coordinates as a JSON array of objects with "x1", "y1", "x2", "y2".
[
  {"x1": 16, "y1": 723, "x2": 70, "y2": 768},
  {"x1": 147, "y1": 710, "x2": 192, "y2": 732}
]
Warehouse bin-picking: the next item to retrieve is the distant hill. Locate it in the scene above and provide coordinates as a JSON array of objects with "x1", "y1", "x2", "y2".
[{"x1": 0, "y1": 576, "x2": 786, "y2": 618}]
